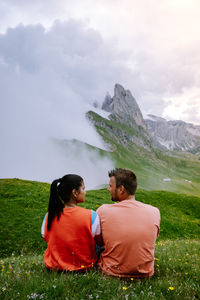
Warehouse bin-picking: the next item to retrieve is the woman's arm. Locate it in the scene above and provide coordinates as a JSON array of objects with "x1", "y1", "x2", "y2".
[{"x1": 91, "y1": 210, "x2": 104, "y2": 246}]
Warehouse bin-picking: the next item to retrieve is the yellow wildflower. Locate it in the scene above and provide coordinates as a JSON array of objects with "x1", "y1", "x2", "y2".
[
  {"x1": 169, "y1": 286, "x2": 175, "y2": 291},
  {"x1": 2, "y1": 287, "x2": 6, "y2": 291},
  {"x1": 122, "y1": 287, "x2": 127, "y2": 290},
  {"x1": 130, "y1": 278, "x2": 134, "y2": 281}
]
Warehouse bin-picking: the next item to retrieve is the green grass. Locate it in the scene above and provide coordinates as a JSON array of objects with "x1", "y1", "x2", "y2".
[
  {"x1": 0, "y1": 179, "x2": 200, "y2": 299},
  {"x1": 1, "y1": 240, "x2": 199, "y2": 299}
]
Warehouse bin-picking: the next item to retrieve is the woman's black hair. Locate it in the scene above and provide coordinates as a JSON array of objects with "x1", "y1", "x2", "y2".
[{"x1": 47, "y1": 174, "x2": 83, "y2": 230}]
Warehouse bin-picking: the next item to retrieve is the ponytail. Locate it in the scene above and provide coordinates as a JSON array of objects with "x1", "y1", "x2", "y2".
[
  {"x1": 47, "y1": 178, "x2": 64, "y2": 231},
  {"x1": 47, "y1": 174, "x2": 83, "y2": 230}
]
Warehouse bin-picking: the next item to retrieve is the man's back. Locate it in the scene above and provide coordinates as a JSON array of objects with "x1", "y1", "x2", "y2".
[{"x1": 97, "y1": 199, "x2": 160, "y2": 277}]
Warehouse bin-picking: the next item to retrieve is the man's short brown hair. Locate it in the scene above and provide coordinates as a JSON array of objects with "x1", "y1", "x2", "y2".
[{"x1": 108, "y1": 168, "x2": 137, "y2": 195}]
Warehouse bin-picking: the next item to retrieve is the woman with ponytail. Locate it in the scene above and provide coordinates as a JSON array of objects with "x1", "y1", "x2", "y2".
[{"x1": 41, "y1": 174, "x2": 102, "y2": 271}]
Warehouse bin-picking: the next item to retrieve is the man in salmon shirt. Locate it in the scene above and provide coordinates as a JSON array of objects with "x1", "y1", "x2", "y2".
[{"x1": 97, "y1": 168, "x2": 160, "y2": 278}]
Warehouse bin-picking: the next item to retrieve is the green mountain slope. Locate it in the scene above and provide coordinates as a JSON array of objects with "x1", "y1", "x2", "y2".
[{"x1": 87, "y1": 111, "x2": 200, "y2": 196}]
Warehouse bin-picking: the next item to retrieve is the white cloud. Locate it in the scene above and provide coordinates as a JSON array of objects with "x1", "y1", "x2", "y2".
[{"x1": 162, "y1": 87, "x2": 200, "y2": 125}]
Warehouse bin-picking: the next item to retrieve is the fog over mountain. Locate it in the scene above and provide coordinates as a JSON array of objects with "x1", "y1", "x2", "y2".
[{"x1": 0, "y1": 22, "x2": 118, "y2": 188}]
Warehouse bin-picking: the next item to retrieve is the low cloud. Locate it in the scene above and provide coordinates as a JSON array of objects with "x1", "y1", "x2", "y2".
[{"x1": 0, "y1": 21, "x2": 117, "y2": 186}]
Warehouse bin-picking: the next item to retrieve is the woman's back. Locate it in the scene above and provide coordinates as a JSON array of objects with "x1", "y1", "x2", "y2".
[{"x1": 43, "y1": 207, "x2": 97, "y2": 271}]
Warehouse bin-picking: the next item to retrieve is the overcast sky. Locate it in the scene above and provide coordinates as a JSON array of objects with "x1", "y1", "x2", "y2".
[{"x1": 0, "y1": 0, "x2": 200, "y2": 185}]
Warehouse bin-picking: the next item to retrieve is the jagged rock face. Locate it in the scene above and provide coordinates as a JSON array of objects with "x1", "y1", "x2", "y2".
[
  {"x1": 145, "y1": 114, "x2": 200, "y2": 153},
  {"x1": 102, "y1": 84, "x2": 147, "y2": 131},
  {"x1": 87, "y1": 84, "x2": 152, "y2": 151}
]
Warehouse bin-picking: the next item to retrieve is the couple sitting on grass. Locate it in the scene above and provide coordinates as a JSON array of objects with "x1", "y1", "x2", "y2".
[{"x1": 41, "y1": 168, "x2": 160, "y2": 278}]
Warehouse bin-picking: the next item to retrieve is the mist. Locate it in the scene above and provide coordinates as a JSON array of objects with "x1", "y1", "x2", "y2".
[{"x1": 0, "y1": 21, "x2": 116, "y2": 188}]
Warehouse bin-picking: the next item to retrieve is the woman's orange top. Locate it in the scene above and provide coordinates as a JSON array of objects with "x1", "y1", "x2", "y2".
[{"x1": 43, "y1": 207, "x2": 97, "y2": 271}]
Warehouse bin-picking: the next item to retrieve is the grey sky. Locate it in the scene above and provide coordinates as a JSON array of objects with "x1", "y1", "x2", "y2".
[{"x1": 1, "y1": 0, "x2": 200, "y2": 123}]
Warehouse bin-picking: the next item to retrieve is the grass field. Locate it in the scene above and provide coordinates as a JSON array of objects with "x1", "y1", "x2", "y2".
[{"x1": 0, "y1": 179, "x2": 200, "y2": 299}]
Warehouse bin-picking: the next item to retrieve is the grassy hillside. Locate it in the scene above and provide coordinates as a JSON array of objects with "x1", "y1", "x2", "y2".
[
  {"x1": 0, "y1": 178, "x2": 199, "y2": 257},
  {"x1": 87, "y1": 111, "x2": 200, "y2": 197},
  {"x1": 0, "y1": 179, "x2": 199, "y2": 299}
]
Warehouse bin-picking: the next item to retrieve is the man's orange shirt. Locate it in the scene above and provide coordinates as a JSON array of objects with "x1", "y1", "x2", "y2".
[{"x1": 97, "y1": 199, "x2": 160, "y2": 277}]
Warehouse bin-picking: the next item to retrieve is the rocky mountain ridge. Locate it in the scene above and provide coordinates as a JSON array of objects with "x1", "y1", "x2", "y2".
[
  {"x1": 90, "y1": 83, "x2": 200, "y2": 154},
  {"x1": 88, "y1": 84, "x2": 152, "y2": 151},
  {"x1": 102, "y1": 84, "x2": 147, "y2": 131},
  {"x1": 145, "y1": 114, "x2": 200, "y2": 153}
]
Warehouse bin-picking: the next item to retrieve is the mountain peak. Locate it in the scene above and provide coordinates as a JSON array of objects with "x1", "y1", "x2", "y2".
[{"x1": 102, "y1": 83, "x2": 147, "y2": 130}]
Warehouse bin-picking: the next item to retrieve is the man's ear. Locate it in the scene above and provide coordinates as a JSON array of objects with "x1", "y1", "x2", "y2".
[{"x1": 119, "y1": 185, "x2": 125, "y2": 194}]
